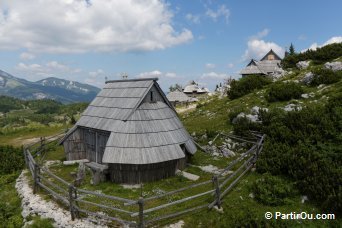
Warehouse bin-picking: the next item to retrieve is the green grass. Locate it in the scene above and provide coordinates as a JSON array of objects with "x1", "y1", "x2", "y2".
[{"x1": 0, "y1": 172, "x2": 24, "y2": 228}]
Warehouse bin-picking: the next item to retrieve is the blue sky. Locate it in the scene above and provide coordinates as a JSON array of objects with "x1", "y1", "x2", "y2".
[{"x1": 0, "y1": 0, "x2": 341, "y2": 91}]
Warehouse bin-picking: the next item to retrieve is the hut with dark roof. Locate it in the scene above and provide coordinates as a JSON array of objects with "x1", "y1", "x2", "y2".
[
  {"x1": 60, "y1": 78, "x2": 197, "y2": 183},
  {"x1": 166, "y1": 89, "x2": 197, "y2": 106},
  {"x1": 240, "y1": 49, "x2": 283, "y2": 77}
]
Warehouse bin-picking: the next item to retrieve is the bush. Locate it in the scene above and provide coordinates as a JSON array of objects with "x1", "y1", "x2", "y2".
[
  {"x1": 233, "y1": 93, "x2": 342, "y2": 214},
  {"x1": 282, "y1": 42, "x2": 342, "y2": 68},
  {"x1": 0, "y1": 145, "x2": 24, "y2": 175},
  {"x1": 310, "y1": 68, "x2": 342, "y2": 86},
  {"x1": 266, "y1": 82, "x2": 303, "y2": 102},
  {"x1": 252, "y1": 173, "x2": 295, "y2": 206},
  {"x1": 228, "y1": 75, "x2": 271, "y2": 99},
  {"x1": 228, "y1": 107, "x2": 245, "y2": 123}
]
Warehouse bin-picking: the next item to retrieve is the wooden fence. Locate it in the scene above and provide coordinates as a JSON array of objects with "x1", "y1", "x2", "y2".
[{"x1": 23, "y1": 133, "x2": 265, "y2": 227}]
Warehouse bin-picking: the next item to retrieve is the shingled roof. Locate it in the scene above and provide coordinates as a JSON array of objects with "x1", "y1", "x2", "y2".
[
  {"x1": 167, "y1": 90, "x2": 195, "y2": 102},
  {"x1": 240, "y1": 49, "x2": 283, "y2": 76},
  {"x1": 63, "y1": 78, "x2": 197, "y2": 165}
]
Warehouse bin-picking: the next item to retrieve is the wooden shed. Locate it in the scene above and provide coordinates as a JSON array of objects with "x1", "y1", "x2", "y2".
[{"x1": 60, "y1": 78, "x2": 197, "y2": 183}]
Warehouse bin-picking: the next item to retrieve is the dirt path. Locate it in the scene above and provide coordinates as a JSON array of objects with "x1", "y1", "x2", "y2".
[
  {"x1": 13, "y1": 133, "x2": 64, "y2": 147},
  {"x1": 176, "y1": 104, "x2": 197, "y2": 113},
  {"x1": 15, "y1": 170, "x2": 109, "y2": 228}
]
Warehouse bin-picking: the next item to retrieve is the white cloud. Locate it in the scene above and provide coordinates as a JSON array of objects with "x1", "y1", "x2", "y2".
[
  {"x1": 89, "y1": 69, "x2": 105, "y2": 77},
  {"x1": 186, "y1": 13, "x2": 200, "y2": 24},
  {"x1": 15, "y1": 61, "x2": 81, "y2": 80},
  {"x1": 201, "y1": 72, "x2": 228, "y2": 80},
  {"x1": 303, "y1": 36, "x2": 342, "y2": 52},
  {"x1": 205, "y1": 63, "x2": 216, "y2": 69},
  {"x1": 323, "y1": 36, "x2": 342, "y2": 46},
  {"x1": 251, "y1": 28, "x2": 269, "y2": 40},
  {"x1": 137, "y1": 70, "x2": 163, "y2": 78},
  {"x1": 0, "y1": 0, "x2": 193, "y2": 53},
  {"x1": 164, "y1": 72, "x2": 177, "y2": 78},
  {"x1": 243, "y1": 29, "x2": 284, "y2": 60},
  {"x1": 227, "y1": 63, "x2": 234, "y2": 68},
  {"x1": 137, "y1": 70, "x2": 179, "y2": 79},
  {"x1": 85, "y1": 69, "x2": 106, "y2": 87},
  {"x1": 19, "y1": 52, "x2": 35, "y2": 60},
  {"x1": 206, "y1": 5, "x2": 230, "y2": 23},
  {"x1": 298, "y1": 34, "x2": 307, "y2": 41}
]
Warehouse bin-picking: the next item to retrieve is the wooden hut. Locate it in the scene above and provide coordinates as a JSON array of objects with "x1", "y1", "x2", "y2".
[
  {"x1": 240, "y1": 49, "x2": 283, "y2": 77},
  {"x1": 166, "y1": 89, "x2": 197, "y2": 106},
  {"x1": 60, "y1": 78, "x2": 197, "y2": 183}
]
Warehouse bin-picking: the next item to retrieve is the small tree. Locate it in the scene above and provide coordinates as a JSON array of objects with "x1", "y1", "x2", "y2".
[
  {"x1": 289, "y1": 43, "x2": 295, "y2": 55},
  {"x1": 169, "y1": 83, "x2": 183, "y2": 92}
]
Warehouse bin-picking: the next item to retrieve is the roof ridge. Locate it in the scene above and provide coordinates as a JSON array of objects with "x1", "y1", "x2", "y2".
[{"x1": 105, "y1": 77, "x2": 158, "y2": 84}]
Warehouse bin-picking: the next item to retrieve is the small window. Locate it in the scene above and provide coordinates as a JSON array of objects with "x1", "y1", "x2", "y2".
[{"x1": 150, "y1": 91, "x2": 153, "y2": 102}]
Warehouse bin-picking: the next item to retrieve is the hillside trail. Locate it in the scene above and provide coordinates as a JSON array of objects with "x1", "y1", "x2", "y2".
[
  {"x1": 176, "y1": 104, "x2": 197, "y2": 113},
  {"x1": 15, "y1": 133, "x2": 64, "y2": 146}
]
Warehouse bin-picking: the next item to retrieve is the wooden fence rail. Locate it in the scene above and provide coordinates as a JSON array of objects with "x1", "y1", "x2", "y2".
[{"x1": 24, "y1": 132, "x2": 265, "y2": 227}]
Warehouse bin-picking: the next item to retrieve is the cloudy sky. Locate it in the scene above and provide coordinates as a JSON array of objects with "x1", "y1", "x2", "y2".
[{"x1": 0, "y1": 0, "x2": 341, "y2": 91}]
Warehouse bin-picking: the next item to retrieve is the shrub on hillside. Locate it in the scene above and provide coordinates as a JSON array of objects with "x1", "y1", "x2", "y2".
[
  {"x1": 228, "y1": 107, "x2": 245, "y2": 123},
  {"x1": 252, "y1": 173, "x2": 295, "y2": 206},
  {"x1": 233, "y1": 93, "x2": 342, "y2": 215},
  {"x1": 0, "y1": 145, "x2": 24, "y2": 174},
  {"x1": 266, "y1": 82, "x2": 303, "y2": 102},
  {"x1": 228, "y1": 75, "x2": 271, "y2": 99},
  {"x1": 27, "y1": 99, "x2": 62, "y2": 114},
  {"x1": 310, "y1": 68, "x2": 342, "y2": 86},
  {"x1": 0, "y1": 96, "x2": 23, "y2": 113},
  {"x1": 282, "y1": 42, "x2": 342, "y2": 69}
]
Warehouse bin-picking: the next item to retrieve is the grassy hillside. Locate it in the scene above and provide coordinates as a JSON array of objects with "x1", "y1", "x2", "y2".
[
  {"x1": 0, "y1": 46, "x2": 341, "y2": 226},
  {"x1": 179, "y1": 55, "x2": 341, "y2": 226}
]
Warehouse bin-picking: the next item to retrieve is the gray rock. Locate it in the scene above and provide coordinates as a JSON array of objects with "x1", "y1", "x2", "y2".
[
  {"x1": 296, "y1": 61, "x2": 310, "y2": 69},
  {"x1": 270, "y1": 69, "x2": 286, "y2": 80},
  {"x1": 251, "y1": 106, "x2": 268, "y2": 115},
  {"x1": 301, "y1": 195, "x2": 308, "y2": 204},
  {"x1": 324, "y1": 61, "x2": 342, "y2": 71},
  {"x1": 283, "y1": 104, "x2": 302, "y2": 112},
  {"x1": 301, "y1": 92, "x2": 314, "y2": 99},
  {"x1": 245, "y1": 114, "x2": 259, "y2": 122},
  {"x1": 221, "y1": 148, "x2": 236, "y2": 157},
  {"x1": 301, "y1": 72, "x2": 314, "y2": 85}
]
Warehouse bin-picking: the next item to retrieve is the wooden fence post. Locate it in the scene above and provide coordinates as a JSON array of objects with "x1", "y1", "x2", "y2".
[
  {"x1": 138, "y1": 197, "x2": 144, "y2": 228},
  {"x1": 23, "y1": 148, "x2": 28, "y2": 166},
  {"x1": 69, "y1": 185, "x2": 76, "y2": 221},
  {"x1": 74, "y1": 187, "x2": 80, "y2": 219},
  {"x1": 33, "y1": 164, "x2": 40, "y2": 194},
  {"x1": 213, "y1": 175, "x2": 221, "y2": 208}
]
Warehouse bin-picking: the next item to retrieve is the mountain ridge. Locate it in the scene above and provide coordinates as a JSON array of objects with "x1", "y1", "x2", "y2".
[{"x1": 0, "y1": 70, "x2": 100, "y2": 103}]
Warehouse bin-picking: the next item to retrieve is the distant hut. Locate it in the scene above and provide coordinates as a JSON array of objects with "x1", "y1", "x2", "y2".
[
  {"x1": 60, "y1": 78, "x2": 197, "y2": 183},
  {"x1": 240, "y1": 49, "x2": 283, "y2": 77},
  {"x1": 183, "y1": 81, "x2": 209, "y2": 97},
  {"x1": 166, "y1": 90, "x2": 197, "y2": 106}
]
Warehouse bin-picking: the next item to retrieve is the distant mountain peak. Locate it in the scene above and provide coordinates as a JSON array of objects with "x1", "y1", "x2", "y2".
[{"x1": 0, "y1": 70, "x2": 100, "y2": 103}]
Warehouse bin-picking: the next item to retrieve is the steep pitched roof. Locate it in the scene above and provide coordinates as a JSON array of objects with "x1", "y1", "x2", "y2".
[
  {"x1": 240, "y1": 59, "x2": 265, "y2": 75},
  {"x1": 260, "y1": 49, "x2": 282, "y2": 61},
  {"x1": 63, "y1": 78, "x2": 197, "y2": 165},
  {"x1": 240, "y1": 50, "x2": 283, "y2": 75},
  {"x1": 167, "y1": 90, "x2": 192, "y2": 102}
]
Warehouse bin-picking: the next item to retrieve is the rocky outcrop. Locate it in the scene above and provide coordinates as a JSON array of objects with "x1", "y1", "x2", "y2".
[
  {"x1": 301, "y1": 72, "x2": 314, "y2": 85},
  {"x1": 283, "y1": 103, "x2": 302, "y2": 112},
  {"x1": 324, "y1": 61, "x2": 342, "y2": 71},
  {"x1": 296, "y1": 61, "x2": 310, "y2": 69}
]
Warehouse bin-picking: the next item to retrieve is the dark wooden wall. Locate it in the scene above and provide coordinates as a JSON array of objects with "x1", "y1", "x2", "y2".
[
  {"x1": 108, "y1": 157, "x2": 186, "y2": 184},
  {"x1": 63, "y1": 127, "x2": 110, "y2": 163}
]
